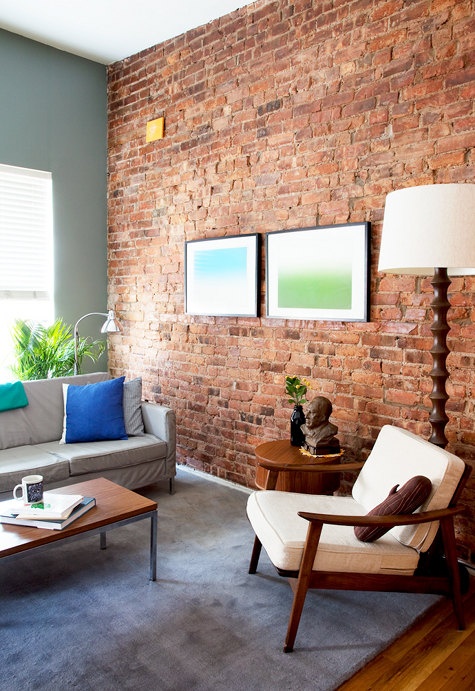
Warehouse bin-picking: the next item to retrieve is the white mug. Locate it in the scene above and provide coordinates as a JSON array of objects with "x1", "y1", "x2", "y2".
[{"x1": 13, "y1": 474, "x2": 44, "y2": 504}]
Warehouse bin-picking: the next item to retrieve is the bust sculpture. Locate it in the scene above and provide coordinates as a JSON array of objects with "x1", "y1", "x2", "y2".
[{"x1": 301, "y1": 396, "x2": 340, "y2": 454}]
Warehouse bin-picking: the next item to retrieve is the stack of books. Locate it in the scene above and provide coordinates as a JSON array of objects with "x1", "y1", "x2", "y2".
[{"x1": 0, "y1": 492, "x2": 96, "y2": 530}]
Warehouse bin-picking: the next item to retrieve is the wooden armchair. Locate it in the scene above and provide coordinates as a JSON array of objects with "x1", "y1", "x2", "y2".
[{"x1": 246, "y1": 425, "x2": 471, "y2": 652}]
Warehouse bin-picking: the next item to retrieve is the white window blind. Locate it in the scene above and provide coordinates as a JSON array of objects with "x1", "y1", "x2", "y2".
[
  {"x1": 0, "y1": 163, "x2": 53, "y2": 299},
  {"x1": 0, "y1": 164, "x2": 54, "y2": 381}
]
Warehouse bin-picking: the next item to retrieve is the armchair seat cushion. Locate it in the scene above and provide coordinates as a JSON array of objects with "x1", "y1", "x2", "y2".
[{"x1": 247, "y1": 491, "x2": 420, "y2": 576}]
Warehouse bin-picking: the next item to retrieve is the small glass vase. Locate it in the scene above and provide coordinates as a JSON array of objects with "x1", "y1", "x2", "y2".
[{"x1": 290, "y1": 404, "x2": 306, "y2": 447}]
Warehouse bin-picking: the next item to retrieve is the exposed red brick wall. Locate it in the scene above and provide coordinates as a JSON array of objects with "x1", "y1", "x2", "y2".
[{"x1": 107, "y1": 0, "x2": 475, "y2": 559}]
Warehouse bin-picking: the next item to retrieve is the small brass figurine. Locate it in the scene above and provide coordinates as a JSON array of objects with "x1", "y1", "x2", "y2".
[{"x1": 301, "y1": 396, "x2": 340, "y2": 455}]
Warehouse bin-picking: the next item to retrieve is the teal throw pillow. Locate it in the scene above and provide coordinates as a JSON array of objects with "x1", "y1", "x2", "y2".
[
  {"x1": 0, "y1": 381, "x2": 29, "y2": 412},
  {"x1": 63, "y1": 376, "x2": 128, "y2": 443}
]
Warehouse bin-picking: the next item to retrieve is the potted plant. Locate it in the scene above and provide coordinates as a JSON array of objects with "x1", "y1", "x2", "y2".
[
  {"x1": 9, "y1": 318, "x2": 105, "y2": 380},
  {"x1": 285, "y1": 376, "x2": 309, "y2": 446}
]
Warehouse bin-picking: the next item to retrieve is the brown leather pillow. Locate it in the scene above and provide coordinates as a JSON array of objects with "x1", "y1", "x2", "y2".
[{"x1": 354, "y1": 475, "x2": 432, "y2": 542}]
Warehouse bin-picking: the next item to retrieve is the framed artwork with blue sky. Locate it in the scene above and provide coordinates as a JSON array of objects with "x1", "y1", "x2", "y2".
[
  {"x1": 266, "y1": 223, "x2": 370, "y2": 321},
  {"x1": 185, "y1": 234, "x2": 259, "y2": 317}
]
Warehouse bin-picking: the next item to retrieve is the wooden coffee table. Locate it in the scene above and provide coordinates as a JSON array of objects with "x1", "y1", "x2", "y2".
[{"x1": 0, "y1": 477, "x2": 158, "y2": 580}]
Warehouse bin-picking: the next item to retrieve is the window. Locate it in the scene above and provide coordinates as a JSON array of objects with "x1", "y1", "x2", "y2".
[{"x1": 0, "y1": 164, "x2": 54, "y2": 381}]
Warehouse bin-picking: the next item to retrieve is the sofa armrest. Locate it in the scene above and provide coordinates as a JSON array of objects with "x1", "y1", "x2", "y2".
[{"x1": 141, "y1": 402, "x2": 176, "y2": 467}]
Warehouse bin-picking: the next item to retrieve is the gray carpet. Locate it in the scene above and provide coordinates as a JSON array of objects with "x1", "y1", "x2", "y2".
[{"x1": 1, "y1": 467, "x2": 441, "y2": 691}]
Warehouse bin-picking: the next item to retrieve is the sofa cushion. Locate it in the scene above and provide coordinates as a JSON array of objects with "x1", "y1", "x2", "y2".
[
  {"x1": 0, "y1": 445, "x2": 70, "y2": 492},
  {"x1": 352, "y1": 425, "x2": 465, "y2": 551},
  {"x1": 354, "y1": 476, "x2": 432, "y2": 542},
  {"x1": 61, "y1": 377, "x2": 127, "y2": 443},
  {"x1": 123, "y1": 378, "x2": 145, "y2": 436},
  {"x1": 42, "y1": 435, "x2": 167, "y2": 475},
  {"x1": 0, "y1": 381, "x2": 28, "y2": 412},
  {"x1": 246, "y1": 491, "x2": 419, "y2": 576},
  {"x1": 0, "y1": 373, "x2": 110, "y2": 450}
]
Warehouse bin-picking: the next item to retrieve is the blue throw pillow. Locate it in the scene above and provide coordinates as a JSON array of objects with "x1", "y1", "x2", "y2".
[{"x1": 62, "y1": 376, "x2": 128, "y2": 443}]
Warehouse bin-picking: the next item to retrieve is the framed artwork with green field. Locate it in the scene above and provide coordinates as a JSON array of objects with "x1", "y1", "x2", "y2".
[{"x1": 266, "y1": 223, "x2": 370, "y2": 321}]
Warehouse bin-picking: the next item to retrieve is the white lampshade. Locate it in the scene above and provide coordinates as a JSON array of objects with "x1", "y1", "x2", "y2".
[{"x1": 379, "y1": 184, "x2": 475, "y2": 275}]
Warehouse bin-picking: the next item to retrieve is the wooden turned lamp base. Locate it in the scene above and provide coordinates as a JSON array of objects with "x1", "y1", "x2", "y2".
[{"x1": 254, "y1": 439, "x2": 343, "y2": 495}]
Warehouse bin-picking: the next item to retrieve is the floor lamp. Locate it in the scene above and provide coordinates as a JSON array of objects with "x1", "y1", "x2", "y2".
[
  {"x1": 379, "y1": 183, "x2": 475, "y2": 449},
  {"x1": 74, "y1": 310, "x2": 122, "y2": 375}
]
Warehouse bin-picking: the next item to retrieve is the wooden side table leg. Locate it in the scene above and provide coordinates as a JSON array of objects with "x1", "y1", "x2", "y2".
[{"x1": 265, "y1": 469, "x2": 279, "y2": 490}]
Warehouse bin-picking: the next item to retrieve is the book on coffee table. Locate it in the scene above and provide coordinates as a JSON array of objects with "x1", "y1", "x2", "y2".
[
  {"x1": 15, "y1": 492, "x2": 85, "y2": 520},
  {"x1": 0, "y1": 496, "x2": 96, "y2": 530}
]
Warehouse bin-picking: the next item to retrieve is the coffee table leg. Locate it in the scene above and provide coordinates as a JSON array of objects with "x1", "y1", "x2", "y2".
[
  {"x1": 100, "y1": 531, "x2": 107, "y2": 550},
  {"x1": 150, "y1": 511, "x2": 157, "y2": 581}
]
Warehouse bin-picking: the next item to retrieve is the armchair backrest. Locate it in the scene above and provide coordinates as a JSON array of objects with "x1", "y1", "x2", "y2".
[{"x1": 352, "y1": 425, "x2": 465, "y2": 551}]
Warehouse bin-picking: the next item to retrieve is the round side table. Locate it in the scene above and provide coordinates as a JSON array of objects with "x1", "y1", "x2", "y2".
[{"x1": 254, "y1": 439, "x2": 343, "y2": 495}]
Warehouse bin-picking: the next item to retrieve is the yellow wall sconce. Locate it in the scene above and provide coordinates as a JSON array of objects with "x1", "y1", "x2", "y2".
[{"x1": 146, "y1": 117, "x2": 165, "y2": 142}]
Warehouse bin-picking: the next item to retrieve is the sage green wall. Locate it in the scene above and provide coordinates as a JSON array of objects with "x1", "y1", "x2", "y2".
[{"x1": 0, "y1": 29, "x2": 108, "y2": 367}]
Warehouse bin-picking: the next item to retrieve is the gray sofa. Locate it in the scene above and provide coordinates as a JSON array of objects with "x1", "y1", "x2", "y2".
[{"x1": 0, "y1": 372, "x2": 176, "y2": 500}]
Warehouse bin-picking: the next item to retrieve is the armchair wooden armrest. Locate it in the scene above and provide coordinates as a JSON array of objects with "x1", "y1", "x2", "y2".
[{"x1": 298, "y1": 505, "x2": 465, "y2": 528}]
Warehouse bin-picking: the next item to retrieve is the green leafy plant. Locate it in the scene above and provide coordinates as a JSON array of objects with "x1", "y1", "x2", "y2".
[
  {"x1": 10, "y1": 319, "x2": 105, "y2": 380},
  {"x1": 285, "y1": 375, "x2": 309, "y2": 406}
]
